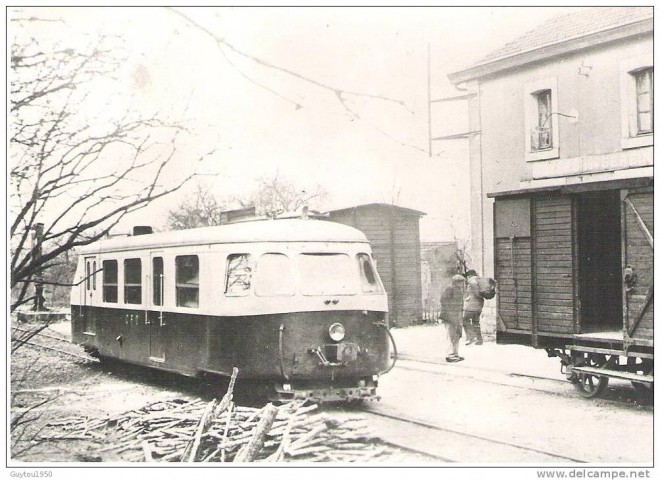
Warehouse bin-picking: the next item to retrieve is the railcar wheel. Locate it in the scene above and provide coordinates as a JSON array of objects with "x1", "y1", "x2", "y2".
[
  {"x1": 575, "y1": 373, "x2": 609, "y2": 398},
  {"x1": 573, "y1": 353, "x2": 609, "y2": 399},
  {"x1": 632, "y1": 381, "x2": 653, "y2": 400},
  {"x1": 630, "y1": 358, "x2": 653, "y2": 404}
]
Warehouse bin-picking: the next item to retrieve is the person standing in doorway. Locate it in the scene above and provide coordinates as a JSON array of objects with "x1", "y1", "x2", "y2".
[
  {"x1": 463, "y1": 269, "x2": 484, "y2": 345},
  {"x1": 440, "y1": 274, "x2": 465, "y2": 362}
]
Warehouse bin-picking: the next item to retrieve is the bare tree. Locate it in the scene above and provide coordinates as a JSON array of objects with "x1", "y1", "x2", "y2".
[
  {"x1": 238, "y1": 173, "x2": 327, "y2": 217},
  {"x1": 166, "y1": 183, "x2": 229, "y2": 230},
  {"x1": 166, "y1": 174, "x2": 328, "y2": 230},
  {"x1": 10, "y1": 15, "x2": 210, "y2": 312}
]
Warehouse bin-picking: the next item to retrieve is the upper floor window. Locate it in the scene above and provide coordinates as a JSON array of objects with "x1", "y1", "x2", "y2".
[
  {"x1": 620, "y1": 54, "x2": 653, "y2": 150},
  {"x1": 633, "y1": 68, "x2": 653, "y2": 135},
  {"x1": 124, "y1": 258, "x2": 142, "y2": 305},
  {"x1": 176, "y1": 255, "x2": 199, "y2": 308},
  {"x1": 524, "y1": 77, "x2": 559, "y2": 162},
  {"x1": 102, "y1": 260, "x2": 118, "y2": 303},
  {"x1": 531, "y1": 90, "x2": 553, "y2": 151}
]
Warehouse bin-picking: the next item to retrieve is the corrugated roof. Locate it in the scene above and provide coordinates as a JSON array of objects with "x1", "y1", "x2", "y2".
[{"x1": 474, "y1": 6, "x2": 652, "y2": 68}]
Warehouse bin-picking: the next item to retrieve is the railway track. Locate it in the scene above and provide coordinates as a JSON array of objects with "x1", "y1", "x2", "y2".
[
  {"x1": 12, "y1": 326, "x2": 97, "y2": 363},
  {"x1": 13, "y1": 326, "x2": 71, "y2": 344},
  {"x1": 12, "y1": 325, "x2": 651, "y2": 463},
  {"x1": 396, "y1": 353, "x2": 648, "y2": 406},
  {"x1": 360, "y1": 405, "x2": 589, "y2": 463}
]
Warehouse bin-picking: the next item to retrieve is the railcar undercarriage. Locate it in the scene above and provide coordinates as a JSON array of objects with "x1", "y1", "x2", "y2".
[{"x1": 546, "y1": 347, "x2": 653, "y2": 400}]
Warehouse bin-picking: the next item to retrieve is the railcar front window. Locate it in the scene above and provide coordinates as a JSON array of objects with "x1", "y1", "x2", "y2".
[
  {"x1": 102, "y1": 260, "x2": 118, "y2": 303},
  {"x1": 176, "y1": 255, "x2": 199, "y2": 308},
  {"x1": 298, "y1": 253, "x2": 359, "y2": 296},
  {"x1": 225, "y1": 254, "x2": 253, "y2": 296},
  {"x1": 124, "y1": 258, "x2": 142, "y2": 304},
  {"x1": 357, "y1": 253, "x2": 383, "y2": 294},
  {"x1": 255, "y1": 253, "x2": 295, "y2": 296}
]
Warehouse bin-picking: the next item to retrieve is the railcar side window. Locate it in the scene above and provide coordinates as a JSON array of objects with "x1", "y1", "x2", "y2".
[
  {"x1": 298, "y1": 253, "x2": 359, "y2": 296},
  {"x1": 86, "y1": 261, "x2": 91, "y2": 290},
  {"x1": 153, "y1": 257, "x2": 164, "y2": 306},
  {"x1": 124, "y1": 258, "x2": 142, "y2": 304},
  {"x1": 357, "y1": 254, "x2": 383, "y2": 294},
  {"x1": 92, "y1": 261, "x2": 97, "y2": 290},
  {"x1": 225, "y1": 254, "x2": 252, "y2": 296},
  {"x1": 176, "y1": 255, "x2": 199, "y2": 308},
  {"x1": 102, "y1": 260, "x2": 118, "y2": 303},
  {"x1": 255, "y1": 253, "x2": 295, "y2": 296}
]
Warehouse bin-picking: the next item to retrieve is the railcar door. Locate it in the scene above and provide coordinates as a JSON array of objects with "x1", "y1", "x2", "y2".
[
  {"x1": 81, "y1": 256, "x2": 98, "y2": 334},
  {"x1": 148, "y1": 253, "x2": 166, "y2": 362},
  {"x1": 621, "y1": 188, "x2": 653, "y2": 343}
]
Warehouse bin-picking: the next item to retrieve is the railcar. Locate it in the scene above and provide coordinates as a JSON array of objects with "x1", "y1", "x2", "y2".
[
  {"x1": 491, "y1": 180, "x2": 653, "y2": 399},
  {"x1": 70, "y1": 218, "x2": 395, "y2": 402}
]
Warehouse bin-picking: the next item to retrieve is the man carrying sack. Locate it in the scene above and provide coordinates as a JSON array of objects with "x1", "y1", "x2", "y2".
[{"x1": 463, "y1": 269, "x2": 497, "y2": 345}]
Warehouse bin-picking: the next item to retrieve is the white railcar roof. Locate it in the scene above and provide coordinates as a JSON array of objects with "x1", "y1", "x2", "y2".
[{"x1": 78, "y1": 219, "x2": 370, "y2": 254}]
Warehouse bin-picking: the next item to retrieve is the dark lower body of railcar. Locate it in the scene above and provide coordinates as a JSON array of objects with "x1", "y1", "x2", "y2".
[{"x1": 71, "y1": 306, "x2": 392, "y2": 402}]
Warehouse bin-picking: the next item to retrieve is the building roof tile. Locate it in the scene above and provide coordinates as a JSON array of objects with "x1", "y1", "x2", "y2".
[{"x1": 473, "y1": 6, "x2": 653, "y2": 68}]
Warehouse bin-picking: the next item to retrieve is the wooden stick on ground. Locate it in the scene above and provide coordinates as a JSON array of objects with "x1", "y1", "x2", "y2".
[
  {"x1": 181, "y1": 398, "x2": 217, "y2": 462},
  {"x1": 182, "y1": 367, "x2": 239, "y2": 462},
  {"x1": 216, "y1": 367, "x2": 239, "y2": 414},
  {"x1": 233, "y1": 403, "x2": 278, "y2": 462},
  {"x1": 142, "y1": 441, "x2": 154, "y2": 462}
]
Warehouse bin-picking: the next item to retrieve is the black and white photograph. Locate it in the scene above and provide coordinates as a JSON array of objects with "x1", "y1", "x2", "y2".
[{"x1": 7, "y1": 4, "x2": 654, "y2": 476}]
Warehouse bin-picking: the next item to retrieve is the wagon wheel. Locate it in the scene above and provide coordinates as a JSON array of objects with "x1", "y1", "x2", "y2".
[{"x1": 573, "y1": 353, "x2": 609, "y2": 398}]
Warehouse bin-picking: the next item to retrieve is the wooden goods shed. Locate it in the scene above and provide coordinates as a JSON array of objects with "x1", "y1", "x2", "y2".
[
  {"x1": 491, "y1": 178, "x2": 653, "y2": 351},
  {"x1": 327, "y1": 203, "x2": 425, "y2": 327}
]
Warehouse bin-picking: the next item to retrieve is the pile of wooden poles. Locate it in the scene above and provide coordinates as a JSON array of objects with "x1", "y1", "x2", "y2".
[{"x1": 42, "y1": 368, "x2": 390, "y2": 462}]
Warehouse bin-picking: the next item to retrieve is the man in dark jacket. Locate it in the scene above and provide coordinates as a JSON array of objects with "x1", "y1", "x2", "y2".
[
  {"x1": 441, "y1": 274, "x2": 465, "y2": 362},
  {"x1": 463, "y1": 269, "x2": 484, "y2": 345}
]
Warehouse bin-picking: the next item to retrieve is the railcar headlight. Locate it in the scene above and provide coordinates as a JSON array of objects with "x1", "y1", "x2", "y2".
[{"x1": 328, "y1": 323, "x2": 345, "y2": 342}]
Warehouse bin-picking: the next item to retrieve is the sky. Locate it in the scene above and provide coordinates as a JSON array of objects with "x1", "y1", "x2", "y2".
[{"x1": 10, "y1": 6, "x2": 582, "y2": 243}]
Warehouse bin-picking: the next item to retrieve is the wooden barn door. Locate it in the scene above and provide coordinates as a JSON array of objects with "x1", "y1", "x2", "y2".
[
  {"x1": 532, "y1": 194, "x2": 576, "y2": 335},
  {"x1": 621, "y1": 188, "x2": 654, "y2": 342},
  {"x1": 494, "y1": 197, "x2": 533, "y2": 332}
]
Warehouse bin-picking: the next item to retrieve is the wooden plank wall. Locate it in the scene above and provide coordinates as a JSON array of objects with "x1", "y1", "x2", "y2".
[
  {"x1": 328, "y1": 207, "x2": 423, "y2": 327},
  {"x1": 495, "y1": 237, "x2": 532, "y2": 331},
  {"x1": 392, "y1": 216, "x2": 423, "y2": 326},
  {"x1": 532, "y1": 195, "x2": 576, "y2": 334},
  {"x1": 624, "y1": 190, "x2": 653, "y2": 340}
]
